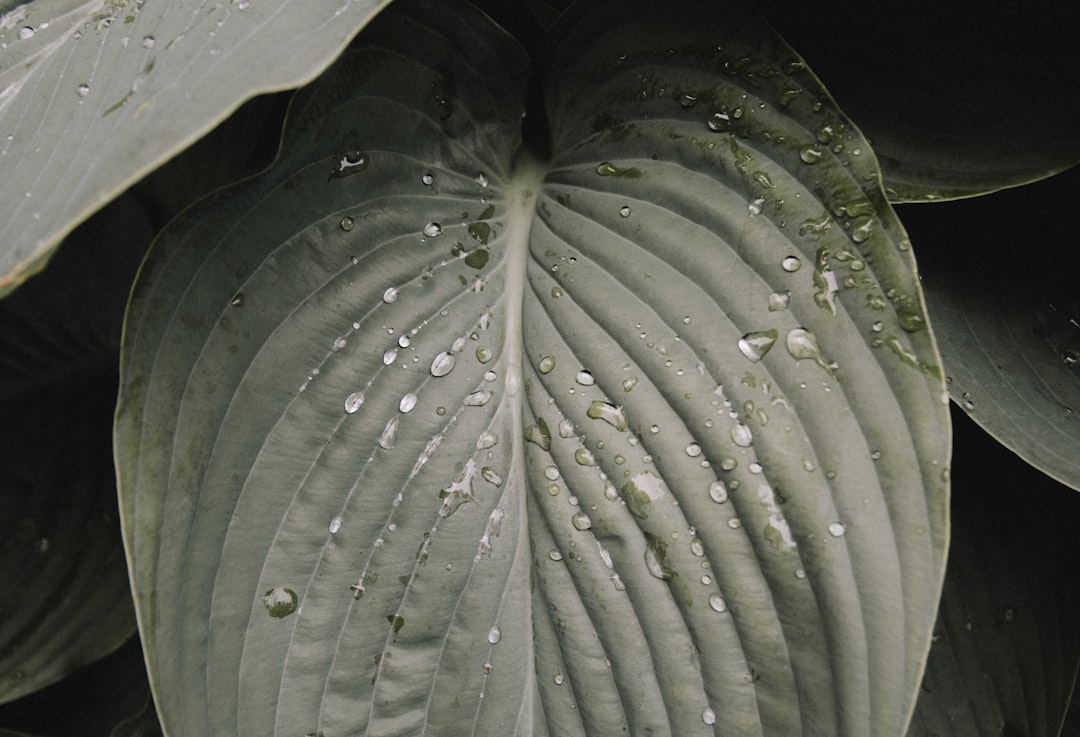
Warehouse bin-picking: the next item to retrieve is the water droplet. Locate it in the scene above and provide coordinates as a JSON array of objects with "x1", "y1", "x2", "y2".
[
  {"x1": 481, "y1": 466, "x2": 503, "y2": 486},
  {"x1": 430, "y1": 351, "x2": 455, "y2": 377},
  {"x1": 484, "y1": 370, "x2": 498, "y2": 382},
  {"x1": 382, "y1": 286, "x2": 399, "y2": 304},
  {"x1": 397, "y1": 335, "x2": 411, "y2": 348},
  {"x1": 575, "y1": 370, "x2": 595, "y2": 386},
  {"x1": 738, "y1": 329, "x2": 778, "y2": 362},
  {"x1": 475, "y1": 171, "x2": 489, "y2": 187},
  {"x1": 619, "y1": 205, "x2": 632, "y2": 218},
  {"x1": 709, "y1": 480, "x2": 729, "y2": 503},
  {"x1": 332, "y1": 336, "x2": 347, "y2": 352},
  {"x1": 575, "y1": 448, "x2": 596, "y2": 466},
  {"x1": 77, "y1": 84, "x2": 90, "y2": 97},
  {"x1": 586, "y1": 401, "x2": 627, "y2": 431},
  {"x1": 230, "y1": 292, "x2": 245, "y2": 307},
  {"x1": 383, "y1": 348, "x2": 398, "y2": 365},
  {"x1": 765, "y1": 292, "x2": 790, "y2": 312},
  {"x1": 720, "y1": 456, "x2": 737, "y2": 471},
  {"x1": 554, "y1": 673, "x2": 565, "y2": 685},
  {"x1": 707, "y1": 111, "x2": 730, "y2": 131},
  {"x1": 329, "y1": 516, "x2": 342, "y2": 534},
  {"x1": 481, "y1": 662, "x2": 493, "y2": 674},
  {"x1": 550, "y1": 287, "x2": 563, "y2": 299},
  {"x1": 538, "y1": 355, "x2": 556, "y2": 374},
  {"x1": 262, "y1": 587, "x2": 297, "y2": 618},
  {"x1": 690, "y1": 537, "x2": 705, "y2": 557},
  {"x1": 399, "y1": 393, "x2": 418, "y2": 413},
  {"x1": 525, "y1": 419, "x2": 552, "y2": 450},
  {"x1": 423, "y1": 222, "x2": 443, "y2": 237},
  {"x1": 558, "y1": 419, "x2": 575, "y2": 438},
  {"x1": 548, "y1": 549, "x2": 563, "y2": 561},
  {"x1": 782, "y1": 256, "x2": 802, "y2": 272},
  {"x1": 685, "y1": 443, "x2": 702, "y2": 457},
  {"x1": 344, "y1": 392, "x2": 365, "y2": 414},
  {"x1": 730, "y1": 423, "x2": 753, "y2": 447},
  {"x1": 378, "y1": 416, "x2": 399, "y2": 449},
  {"x1": 421, "y1": 173, "x2": 434, "y2": 185},
  {"x1": 702, "y1": 707, "x2": 717, "y2": 725},
  {"x1": 18, "y1": 26, "x2": 34, "y2": 40},
  {"x1": 644, "y1": 535, "x2": 673, "y2": 580},
  {"x1": 828, "y1": 521, "x2": 846, "y2": 537},
  {"x1": 795, "y1": 568, "x2": 807, "y2": 579},
  {"x1": 338, "y1": 216, "x2": 355, "y2": 232},
  {"x1": 487, "y1": 625, "x2": 502, "y2": 644},
  {"x1": 475, "y1": 345, "x2": 493, "y2": 363},
  {"x1": 141, "y1": 35, "x2": 155, "y2": 48},
  {"x1": 748, "y1": 197, "x2": 765, "y2": 216},
  {"x1": 464, "y1": 390, "x2": 492, "y2": 406},
  {"x1": 728, "y1": 518, "x2": 742, "y2": 529},
  {"x1": 786, "y1": 328, "x2": 825, "y2": 365},
  {"x1": 476, "y1": 431, "x2": 498, "y2": 450},
  {"x1": 870, "y1": 449, "x2": 882, "y2": 461},
  {"x1": 572, "y1": 511, "x2": 592, "y2": 531},
  {"x1": 799, "y1": 145, "x2": 823, "y2": 164},
  {"x1": 709, "y1": 593, "x2": 726, "y2": 612},
  {"x1": 544, "y1": 465, "x2": 561, "y2": 481}
]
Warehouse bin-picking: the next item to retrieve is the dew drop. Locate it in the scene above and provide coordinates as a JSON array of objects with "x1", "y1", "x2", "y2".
[
  {"x1": 230, "y1": 293, "x2": 245, "y2": 307},
  {"x1": 338, "y1": 215, "x2": 355, "y2": 232},
  {"x1": 423, "y1": 222, "x2": 443, "y2": 237},
  {"x1": 481, "y1": 466, "x2": 503, "y2": 486},
  {"x1": 709, "y1": 480, "x2": 729, "y2": 503},
  {"x1": 786, "y1": 328, "x2": 824, "y2": 364},
  {"x1": 782, "y1": 256, "x2": 802, "y2": 272},
  {"x1": 397, "y1": 335, "x2": 411, "y2": 348},
  {"x1": 262, "y1": 587, "x2": 297, "y2": 618},
  {"x1": 586, "y1": 401, "x2": 627, "y2": 431},
  {"x1": 622, "y1": 376, "x2": 639, "y2": 392},
  {"x1": 619, "y1": 205, "x2": 631, "y2": 218},
  {"x1": 487, "y1": 625, "x2": 502, "y2": 644},
  {"x1": 554, "y1": 673, "x2": 565, "y2": 685},
  {"x1": 690, "y1": 537, "x2": 705, "y2": 557},
  {"x1": 475, "y1": 171, "x2": 489, "y2": 187},
  {"x1": 575, "y1": 448, "x2": 596, "y2": 466},
  {"x1": 828, "y1": 521, "x2": 846, "y2": 537},
  {"x1": 544, "y1": 465, "x2": 561, "y2": 481},
  {"x1": 685, "y1": 443, "x2": 702, "y2": 457},
  {"x1": 538, "y1": 355, "x2": 556, "y2": 374},
  {"x1": 709, "y1": 594, "x2": 727, "y2": 612},
  {"x1": 707, "y1": 111, "x2": 730, "y2": 131},
  {"x1": 421, "y1": 172, "x2": 434, "y2": 185},
  {"x1": 720, "y1": 456, "x2": 737, "y2": 471},
  {"x1": 702, "y1": 707, "x2": 717, "y2": 725},
  {"x1": 464, "y1": 390, "x2": 492, "y2": 406},
  {"x1": 382, "y1": 286, "x2": 399, "y2": 304},
  {"x1": 344, "y1": 392, "x2": 365, "y2": 414},
  {"x1": 738, "y1": 329, "x2": 778, "y2": 362},
  {"x1": 730, "y1": 423, "x2": 753, "y2": 447},
  {"x1": 378, "y1": 416, "x2": 399, "y2": 449},
  {"x1": 548, "y1": 549, "x2": 563, "y2": 561},
  {"x1": 795, "y1": 568, "x2": 807, "y2": 579},
  {"x1": 575, "y1": 370, "x2": 595, "y2": 386},
  {"x1": 476, "y1": 431, "x2": 498, "y2": 450},
  {"x1": 382, "y1": 348, "x2": 398, "y2": 365},
  {"x1": 328, "y1": 516, "x2": 342, "y2": 534},
  {"x1": 799, "y1": 145, "x2": 823, "y2": 164},
  {"x1": 430, "y1": 351, "x2": 456, "y2": 377},
  {"x1": 475, "y1": 345, "x2": 493, "y2": 363},
  {"x1": 748, "y1": 197, "x2": 765, "y2": 216},
  {"x1": 399, "y1": 393, "x2": 418, "y2": 413},
  {"x1": 728, "y1": 518, "x2": 742, "y2": 529},
  {"x1": 18, "y1": 26, "x2": 34, "y2": 40},
  {"x1": 571, "y1": 511, "x2": 593, "y2": 531},
  {"x1": 77, "y1": 84, "x2": 90, "y2": 97},
  {"x1": 141, "y1": 35, "x2": 155, "y2": 48}
]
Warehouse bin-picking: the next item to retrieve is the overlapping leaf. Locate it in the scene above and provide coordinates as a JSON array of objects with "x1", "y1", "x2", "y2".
[
  {"x1": 0, "y1": 0, "x2": 389, "y2": 296},
  {"x1": 116, "y1": 1, "x2": 950, "y2": 735}
]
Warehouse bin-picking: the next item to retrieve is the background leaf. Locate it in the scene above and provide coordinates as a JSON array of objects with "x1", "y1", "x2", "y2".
[
  {"x1": 907, "y1": 407, "x2": 1080, "y2": 737},
  {"x1": 899, "y1": 165, "x2": 1080, "y2": 491},
  {"x1": 0, "y1": 0, "x2": 389, "y2": 296},
  {"x1": 769, "y1": 2, "x2": 1080, "y2": 202},
  {"x1": 116, "y1": 1, "x2": 950, "y2": 735}
]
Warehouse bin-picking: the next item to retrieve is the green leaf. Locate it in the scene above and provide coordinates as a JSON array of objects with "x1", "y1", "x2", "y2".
[
  {"x1": 115, "y1": 1, "x2": 950, "y2": 735},
  {"x1": 900, "y1": 167, "x2": 1080, "y2": 491},
  {"x1": 769, "y1": 4, "x2": 1080, "y2": 202},
  {"x1": 907, "y1": 408, "x2": 1080, "y2": 737},
  {"x1": 0, "y1": 365, "x2": 135, "y2": 704},
  {"x1": 0, "y1": 0, "x2": 391, "y2": 296}
]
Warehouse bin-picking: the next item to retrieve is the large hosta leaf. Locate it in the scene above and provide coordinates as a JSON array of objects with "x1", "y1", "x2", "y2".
[
  {"x1": 0, "y1": 0, "x2": 389, "y2": 296},
  {"x1": 115, "y1": 1, "x2": 950, "y2": 735}
]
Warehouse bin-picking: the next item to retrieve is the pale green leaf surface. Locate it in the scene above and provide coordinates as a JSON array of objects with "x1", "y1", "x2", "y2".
[
  {"x1": 116, "y1": 2, "x2": 950, "y2": 735},
  {"x1": 0, "y1": 0, "x2": 391, "y2": 296}
]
